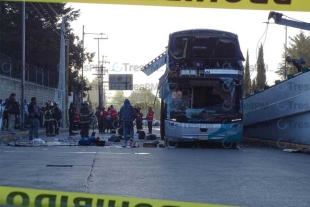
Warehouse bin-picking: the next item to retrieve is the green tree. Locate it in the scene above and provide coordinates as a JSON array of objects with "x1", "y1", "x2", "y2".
[
  {"x1": 128, "y1": 88, "x2": 160, "y2": 119},
  {"x1": 87, "y1": 91, "x2": 95, "y2": 113},
  {"x1": 0, "y1": 2, "x2": 94, "y2": 97},
  {"x1": 250, "y1": 79, "x2": 258, "y2": 93},
  {"x1": 276, "y1": 32, "x2": 310, "y2": 80},
  {"x1": 109, "y1": 91, "x2": 127, "y2": 110},
  {"x1": 256, "y1": 44, "x2": 266, "y2": 90},
  {"x1": 243, "y1": 50, "x2": 251, "y2": 96}
]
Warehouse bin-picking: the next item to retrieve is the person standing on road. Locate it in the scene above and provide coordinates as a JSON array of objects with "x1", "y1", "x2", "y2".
[
  {"x1": 5, "y1": 93, "x2": 18, "y2": 134},
  {"x1": 96, "y1": 106, "x2": 107, "y2": 134},
  {"x1": 52, "y1": 102, "x2": 62, "y2": 135},
  {"x1": 28, "y1": 97, "x2": 41, "y2": 140},
  {"x1": 109, "y1": 105, "x2": 118, "y2": 133},
  {"x1": 68, "y1": 103, "x2": 76, "y2": 136},
  {"x1": 0, "y1": 99, "x2": 3, "y2": 133},
  {"x1": 119, "y1": 99, "x2": 137, "y2": 146},
  {"x1": 23, "y1": 99, "x2": 29, "y2": 129},
  {"x1": 135, "y1": 106, "x2": 143, "y2": 133},
  {"x1": 44, "y1": 101, "x2": 55, "y2": 136},
  {"x1": 79, "y1": 101, "x2": 93, "y2": 138},
  {"x1": 73, "y1": 106, "x2": 80, "y2": 134},
  {"x1": 146, "y1": 107, "x2": 154, "y2": 134}
]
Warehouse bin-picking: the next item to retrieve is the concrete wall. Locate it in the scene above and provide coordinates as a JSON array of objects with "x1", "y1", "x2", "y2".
[
  {"x1": 0, "y1": 75, "x2": 58, "y2": 106},
  {"x1": 243, "y1": 71, "x2": 310, "y2": 144}
]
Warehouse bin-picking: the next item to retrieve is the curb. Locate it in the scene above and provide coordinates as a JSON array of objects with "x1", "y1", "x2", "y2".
[
  {"x1": 242, "y1": 137, "x2": 310, "y2": 152},
  {"x1": 0, "y1": 128, "x2": 68, "y2": 143}
]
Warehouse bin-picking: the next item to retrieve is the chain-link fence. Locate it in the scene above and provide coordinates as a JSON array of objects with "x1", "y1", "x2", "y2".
[{"x1": 0, "y1": 54, "x2": 58, "y2": 88}]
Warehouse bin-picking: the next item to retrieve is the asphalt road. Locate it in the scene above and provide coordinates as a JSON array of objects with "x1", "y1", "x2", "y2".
[{"x1": 1, "y1": 127, "x2": 310, "y2": 207}]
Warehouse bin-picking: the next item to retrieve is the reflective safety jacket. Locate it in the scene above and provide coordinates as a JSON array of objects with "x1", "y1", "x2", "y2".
[
  {"x1": 146, "y1": 110, "x2": 154, "y2": 121},
  {"x1": 79, "y1": 108, "x2": 92, "y2": 123},
  {"x1": 110, "y1": 108, "x2": 118, "y2": 119},
  {"x1": 136, "y1": 112, "x2": 143, "y2": 121},
  {"x1": 44, "y1": 108, "x2": 54, "y2": 121}
]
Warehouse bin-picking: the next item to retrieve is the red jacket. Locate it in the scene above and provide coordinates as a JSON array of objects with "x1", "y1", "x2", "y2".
[
  {"x1": 74, "y1": 109, "x2": 80, "y2": 122},
  {"x1": 146, "y1": 110, "x2": 154, "y2": 121},
  {"x1": 110, "y1": 108, "x2": 118, "y2": 119},
  {"x1": 136, "y1": 112, "x2": 143, "y2": 121},
  {"x1": 97, "y1": 109, "x2": 107, "y2": 119}
]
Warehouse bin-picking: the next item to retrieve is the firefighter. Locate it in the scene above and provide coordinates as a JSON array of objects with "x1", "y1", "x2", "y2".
[
  {"x1": 44, "y1": 101, "x2": 55, "y2": 136},
  {"x1": 69, "y1": 103, "x2": 76, "y2": 136},
  {"x1": 73, "y1": 106, "x2": 80, "y2": 134},
  {"x1": 52, "y1": 102, "x2": 62, "y2": 135},
  {"x1": 79, "y1": 101, "x2": 93, "y2": 138}
]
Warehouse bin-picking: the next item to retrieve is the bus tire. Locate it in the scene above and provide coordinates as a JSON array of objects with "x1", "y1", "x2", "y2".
[
  {"x1": 222, "y1": 139, "x2": 237, "y2": 149},
  {"x1": 160, "y1": 100, "x2": 166, "y2": 140}
]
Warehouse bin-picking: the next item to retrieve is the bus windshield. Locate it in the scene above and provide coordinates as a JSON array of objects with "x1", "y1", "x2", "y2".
[
  {"x1": 166, "y1": 78, "x2": 242, "y2": 123},
  {"x1": 169, "y1": 35, "x2": 242, "y2": 60}
]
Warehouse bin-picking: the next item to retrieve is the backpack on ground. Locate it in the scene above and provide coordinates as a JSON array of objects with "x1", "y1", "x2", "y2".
[
  {"x1": 138, "y1": 131, "x2": 146, "y2": 139},
  {"x1": 146, "y1": 134, "x2": 156, "y2": 140}
]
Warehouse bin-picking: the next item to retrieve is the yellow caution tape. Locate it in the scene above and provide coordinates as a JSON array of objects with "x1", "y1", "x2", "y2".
[
  {"x1": 21, "y1": 0, "x2": 310, "y2": 12},
  {"x1": 0, "y1": 186, "x2": 240, "y2": 207}
]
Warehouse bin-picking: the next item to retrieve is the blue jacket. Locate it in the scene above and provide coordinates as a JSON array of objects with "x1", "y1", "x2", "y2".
[
  {"x1": 119, "y1": 99, "x2": 137, "y2": 122},
  {"x1": 78, "y1": 136, "x2": 97, "y2": 146}
]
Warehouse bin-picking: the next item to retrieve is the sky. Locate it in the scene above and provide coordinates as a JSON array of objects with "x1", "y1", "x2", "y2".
[{"x1": 67, "y1": 3, "x2": 310, "y2": 97}]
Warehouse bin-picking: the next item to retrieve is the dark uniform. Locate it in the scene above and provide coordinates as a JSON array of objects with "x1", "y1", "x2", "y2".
[
  {"x1": 44, "y1": 102, "x2": 54, "y2": 136},
  {"x1": 53, "y1": 102, "x2": 62, "y2": 135},
  {"x1": 69, "y1": 103, "x2": 76, "y2": 136},
  {"x1": 79, "y1": 102, "x2": 92, "y2": 138},
  {"x1": 135, "y1": 107, "x2": 143, "y2": 133}
]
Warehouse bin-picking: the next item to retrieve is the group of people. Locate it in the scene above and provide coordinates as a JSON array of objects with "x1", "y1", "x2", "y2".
[
  {"x1": 118, "y1": 99, "x2": 154, "y2": 146},
  {"x1": 27, "y1": 97, "x2": 62, "y2": 139},
  {"x1": 71, "y1": 99, "x2": 155, "y2": 147},
  {"x1": 0, "y1": 93, "x2": 155, "y2": 146},
  {"x1": 0, "y1": 93, "x2": 23, "y2": 133}
]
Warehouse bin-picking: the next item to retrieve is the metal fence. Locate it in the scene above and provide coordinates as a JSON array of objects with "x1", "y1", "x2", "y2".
[{"x1": 0, "y1": 54, "x2": 58, "y2": 88}]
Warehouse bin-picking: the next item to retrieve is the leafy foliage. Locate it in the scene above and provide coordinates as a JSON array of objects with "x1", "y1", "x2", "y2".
[
  {"x1": 243, "y1": 50, "x2": 251, "y2": 96},
  {"x1": 0, "y1": 2, "x2": 94, "y2": 97},
  {"x1": 276, "y1": 32, "x2": 310, "y2": 80},
  {"x1": 255, "y1": 44, "x2": 266, "y2": 90},
  {"x1": 109, "y1": 88, "x2": 160, "y2": 119}
]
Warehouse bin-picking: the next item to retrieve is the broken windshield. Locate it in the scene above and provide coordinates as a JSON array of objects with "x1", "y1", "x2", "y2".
[
  {"x1": 163, "y1": 78, "x2": 242, "y2": 123},
  {"x1": 169, "y1": 35, "x2": 243, "y2": 60}
]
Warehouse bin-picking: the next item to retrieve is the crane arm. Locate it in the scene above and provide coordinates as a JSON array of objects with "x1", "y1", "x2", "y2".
[
  {"x1": 141, "y1": 51, "x2": 166, "y2": 76},
  {"x1": 268, "y1": 11, "x2": 310, "y2": 31}
]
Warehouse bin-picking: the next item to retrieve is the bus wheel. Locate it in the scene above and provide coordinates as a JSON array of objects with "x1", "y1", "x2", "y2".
[{"x1": 222, "y1": 140, "x2": 236, "y2": 149}]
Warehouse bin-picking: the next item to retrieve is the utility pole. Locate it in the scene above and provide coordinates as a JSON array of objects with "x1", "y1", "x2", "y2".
[
  {"x1": 20, "y1": 1, "x2": 25, "y2": 131},
  {"x1": 81, "y1": 25, "x2": 84, "y2": 108},
  {"x1": 102, "y1": 55, "x2": 109, "y2": 107},
  {"x1": 65, "y1": 39, "x2": 69, "y2": 127},
  {"x1": 284, "y1": 26, "x2": 288, "y2": 79},
  {"x1": 93, "y1": 37, "x2": 108, "y2": 108},
  {"x1": 81, "y1": 27, "x2": 105, "y2": 108}
]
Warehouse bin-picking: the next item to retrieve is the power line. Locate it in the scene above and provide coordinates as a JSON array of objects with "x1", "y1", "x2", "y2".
[
  {"x1": 37, "y1": 3, "x2": 57, "y2": 25},
  {"x1": 30, "y1": 2, "x2": 61, "y2": 36},
  {"x1": 244, "y1": 21, "x2": 270, "y2": 89},
  {"x1": 46, "y1": 2, "x2": 60, "y2": 17}
]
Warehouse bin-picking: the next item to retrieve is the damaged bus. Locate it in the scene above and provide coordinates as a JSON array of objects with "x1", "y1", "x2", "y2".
[{"x1": 159, "y1": 29, "x2": 244, "y2": 148}]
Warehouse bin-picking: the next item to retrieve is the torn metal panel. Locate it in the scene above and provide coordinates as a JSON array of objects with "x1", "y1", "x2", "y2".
[{"x1": 141, "y1": 51, "x2": 166, "y2": 76}]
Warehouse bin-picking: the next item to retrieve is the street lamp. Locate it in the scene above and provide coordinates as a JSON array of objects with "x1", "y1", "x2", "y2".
[
  {"x1": 92, "y1": 37, "x2": 108, "y2": 108},
  {"x1": 81, "y1": 25, "x2": 105, "y2": 107}
]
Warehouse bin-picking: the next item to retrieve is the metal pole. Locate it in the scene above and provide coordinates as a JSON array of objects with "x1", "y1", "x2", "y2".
[
  {"x1": 81, "y1": 25, "x2": 84, "y2": 108},
  {"x1": 21, "y1": 1, "x2": 25, "y2": 131},
  {"x1": 284, "y1": 26, "x2": 287, "y2": 79},
  {"x1": 66, "y1": 39, "x2": 69, "y2": 127},
  {"x1": 98, "y1": 38, "x2": 102, "y2": 108}
]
